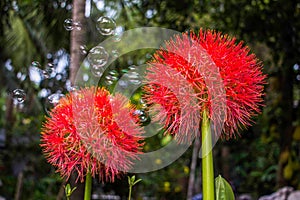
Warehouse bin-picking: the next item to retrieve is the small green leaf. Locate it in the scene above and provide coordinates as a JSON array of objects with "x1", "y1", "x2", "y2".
[
  {"x1": 215, "y1": 175, "x2": 235, "y2": 200},
  {"x1": 64, "y1": 183, "x2": 76, "y2": 198},
  {"x1": 131, "y1": 175, "x2": 136, "y2": 183},
  {"x1": 128, "y1": 176, "x2": 131, "y2": 185},
  {"x1": 70, "y1": 186, "x2": 77, "y2": 194},
  {"x1": 65, "y1": 184, "x2": 71, "y2": 196},
  {"x1": 133, "y1": 179, "x2": 142, "y2": 186}
]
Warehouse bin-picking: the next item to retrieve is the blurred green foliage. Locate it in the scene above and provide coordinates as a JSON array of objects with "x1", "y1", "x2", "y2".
[{"x1": 0, "y1": 0, "x2": 299, "y2": 199}]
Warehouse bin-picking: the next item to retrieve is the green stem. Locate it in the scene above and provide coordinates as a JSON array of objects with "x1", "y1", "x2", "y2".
[
  {"x1": 201, "y1": 110, "x2": 215, "y2": 200},
  {"x1": 128, "y1": 184, "x2": 132, "y2": 200},
  {"x1": 84, "y1": 172, "x2": 92, "y2": 200}
]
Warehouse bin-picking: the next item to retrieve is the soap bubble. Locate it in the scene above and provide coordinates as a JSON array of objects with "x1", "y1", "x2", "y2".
[
  {"x1": 45, "y1": 93, "x2": 65, "y2": 114},
  {"x1": 80, "y1": 45, "x2": 88, "y2": 55},
  {"x1": 64, "y1": 18, "x2": 73, "y2": 31},
  {"x1": 12, "y1": 89, "x2": 26, "y2": 103},
  {"x1": 88, "y1": 46, "x2": 109, "y2": 67},
  {"x1": 31, "y1": 61, "x2": 41, "y2": 68},
  {"x1": 96, "y1": 16, "x2": 116, "y2": 36}
]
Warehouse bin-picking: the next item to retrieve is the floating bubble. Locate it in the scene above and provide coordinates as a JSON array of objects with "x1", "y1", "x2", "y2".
[
  {"x1": 118, "y1": 79, "x2": 128, "y2": 88},
  {"x1": 45, "y1": 93, "x2": 65, "y2": 113},
  {"x1": 128, "y1": 65, "x2": 137, "y2": 71},
  {"x1": 31, "y1": 61, "x2": 41, "y2": 68},
  {"x1": 133, "y1": 109, "x2": 149, "y2": 123},
  {"x1": 67, "y1": 85, "x2": 79, "y2": 92},
  {"x1": 48, "y1": 93, "x2": 65, "y2": 105},
  {"x1": 105, "y1": 75, "x2": 117, "y2": 83},
  {"x1": 105, "y1": 79, "x2": 114, "y2": 85},
  {"x1": 105, "y1": 70, "x2": 119, "y2": 85},
  {"x1": 42, "y1": 63, "x2": 55, "y2": 79},
  {"x1": 88, "y1": 46, "x2": 109, "y2": 67},
  {"x1": 140, "y1": 98, "x2": 147, "y2": 108},
  {"x1": 127, "y1": 71, "x2": 141, "y2": 85},
  {"x1": 64, "y1": 18, "x2": 81, "y2": 31},
  {"x1": 96, "y1": 16, "x2": 116, "y2": 36},
  {"x1": 111, "y1": 50, "x2": 119, "y2": 58},
  {"x1": 112, "y1": 34, "x2": 122, "y2": 42},
  {"x1": 64, "y1": 18, "x2": 73, "y2": 31},
  {"x1": 80, "y1": 45, "x2": 88, "y2": 55},
  {"x1": 73, "y1": 21, "x2": 82, "y2": 30},
  {"x1": 91, "y1": 65, "x2": 105, "y2": 77},
  {"x1": 108, "y1": 70, "x2": 119, "y2": 77},
  {"x1": 12, "y1": 89, "x2": 26, "y2": 103}
]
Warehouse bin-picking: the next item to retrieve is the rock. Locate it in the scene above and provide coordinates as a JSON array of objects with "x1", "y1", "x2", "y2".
[
  {"x1": 287, "y1": 191, "x2": 300, "y2": 200},
  {"x1": 238, "y1": 194, "x2": 253, "y2": 200},
  {"x1": 258, "y1": 186, "x2": 293, "y2": 200}
]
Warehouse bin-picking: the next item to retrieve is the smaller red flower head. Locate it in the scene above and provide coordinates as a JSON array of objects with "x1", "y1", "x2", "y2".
[
  {"x1": 41, "y1": 87, "x2": 143, "y2": 182},
  {"x1": 144, "y1": 29, "x2": 266, "y2": 141}
]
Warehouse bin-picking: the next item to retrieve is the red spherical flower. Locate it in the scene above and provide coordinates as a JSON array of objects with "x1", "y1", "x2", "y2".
[
  {"x1": 41, "y1": 87, "x2": 143, "y2": 182},
  {"x1": 144, "y1": 29, "x2": 266, "y2": 141}
]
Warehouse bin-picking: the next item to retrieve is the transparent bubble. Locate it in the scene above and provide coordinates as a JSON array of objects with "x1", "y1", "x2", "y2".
[
  {"x1": 127, "y1": 71, "x2": 141, "y2": 85},
  {"x1": 108, "y1": 70, "x2": 119, "y2": 77},
  {"x1": 105, "y1": 74, "x2": 117, "y2": 82},
  {"x1": 48, "y1": 93, "x2": 65, "y2": 105},
  {"x1": 31, "y1": 61, "x2": 41, "y2": 68},
  {"x1": 140, "y1": 98, "x2": 147, "y2": 108},
  {"x1": 12, "y1": 89, "x2": 26, "y2": 103},
  {"x1": 105, "y1": 79, "x2": 114, "y2": 85},
  {"x1": 111, "y1": 50, "x2": 119, "y2": 58},
  {"x1": 96, "y1": 16, "x2": 116, "y2": 36},
  {"x1": 118, "y1": 79, "x2": 128, "y2": 88},
  {"x1": 91, "y1": 65, "x2": 105, "y2": 77},
  {"x1": 133, "y1": 109, "x2": 149, "y2": 123},
  {"x1": 128, "y1": 65, "x2": 137, "y2": 71},
  {"x1": 64, "y1": 18, "x2": 73, "y2": 31},
  {"x1": 42, "y1": 63, "x2": 55, "y2": 79},
  {"x1": 105, "y1": 70, "x2": 119, "y2": 85},
  {"x1": 88, "y1": 46, "x2": 109, "y2": 67},
  {"x1": 67, "y1": 85, "x2": 79, "y2": 92},
  {"x1": 80, "y1": 45, "x2": 88, "y2": 55},
  {"x1": 112, "y1": 34, "x2": 122, "y2": 42},
  {"x1": 45, "y1": 93, "x2": 65, "y2": 113},
  {"x1": 73, "y1": 21, "x2": 82, "y2": 30}
]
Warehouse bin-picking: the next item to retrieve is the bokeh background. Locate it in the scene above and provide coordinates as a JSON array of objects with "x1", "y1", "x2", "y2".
[{"x1": 0, "y1": 0, "x2": 299, "y2": 199}]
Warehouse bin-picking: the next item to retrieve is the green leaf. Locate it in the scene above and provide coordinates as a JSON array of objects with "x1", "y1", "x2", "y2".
[
  {"x1": 131, "y1": 175, "x2": 136, "y2": 183},
  {"x1": 133, "y1": 179, "x2": 142, "y2": 186},
  {"x1": 128, "y1": 176, "x2": 131, "y2": 185},
  {"x1": 64, "y1": 184, "x2": 76, "y2": 198},
  {"x1": 215, "y1": 175, "x2": 235, "y2": 200}
]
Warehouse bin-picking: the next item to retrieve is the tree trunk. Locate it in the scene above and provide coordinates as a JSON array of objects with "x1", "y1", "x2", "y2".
[
  {"x1": 68, "y1": 0, "x2": 86, "y2": 199},
  {"x1": 70, "y1": 0, "x2": 86, "y2": 84}
]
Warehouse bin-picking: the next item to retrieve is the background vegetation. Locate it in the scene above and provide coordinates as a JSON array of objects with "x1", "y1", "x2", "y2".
[{"x1": 0, "y1": 0, "x2": 299, "y2": 199}]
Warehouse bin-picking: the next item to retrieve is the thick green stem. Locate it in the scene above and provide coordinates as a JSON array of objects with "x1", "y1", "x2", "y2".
[
  {"x1": 84, "y1": 172, "x2": 92, "y2": 200},
  {"x1": 202, "y1": 110, "x2": 215, "y2": 200}
]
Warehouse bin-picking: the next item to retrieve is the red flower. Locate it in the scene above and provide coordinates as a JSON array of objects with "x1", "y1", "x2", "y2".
[
  {"x1": 41, "y1": 87, "x2": 143, "y2": 182},
  {"x1": 144, "y1": 29, "x2": 266, "y2": 141}
]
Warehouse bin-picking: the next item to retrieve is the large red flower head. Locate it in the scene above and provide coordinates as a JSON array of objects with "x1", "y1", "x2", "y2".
[
  {"x1": 144, "y1": 29, "x2": 266, "y2": 141},
  {"x1": 41, "y1": 87, "x2": 143, "y2": 182}
]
